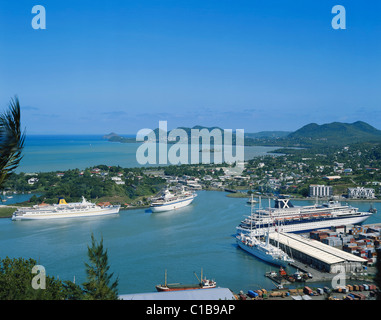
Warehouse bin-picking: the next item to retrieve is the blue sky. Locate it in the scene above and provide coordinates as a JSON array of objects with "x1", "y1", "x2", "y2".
[{"x1": 0, "y1": 0, "x2": 380, "y2": 134}]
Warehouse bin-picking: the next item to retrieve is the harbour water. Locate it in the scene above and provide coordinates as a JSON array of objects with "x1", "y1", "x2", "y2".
[
  {"x1": 0, "y1": 190, "x2": 380, "y2": 295},
  {"x1": 1, "y1": 135, "x2": 381, "y2": 295},
  {"x1": 16, "y1": 135, "x2": 283, "y2": 173}
]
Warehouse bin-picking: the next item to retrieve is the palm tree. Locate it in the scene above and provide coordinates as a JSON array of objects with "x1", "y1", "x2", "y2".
[{"x1": 0, "y1": 96, "x2": 25, "y2": 189}]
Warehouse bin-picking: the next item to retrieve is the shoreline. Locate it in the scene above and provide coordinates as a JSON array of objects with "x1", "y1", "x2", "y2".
[{"x1": 1, "y1": 189, "x2": 380, "y2": 219}]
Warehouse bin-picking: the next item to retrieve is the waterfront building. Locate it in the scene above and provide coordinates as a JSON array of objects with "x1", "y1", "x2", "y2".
[
  {"x1": 269, "y1": 232, "x2": 367, "y2": 273},
  {"x1": 347, "y1": 187, "x2": 375, "y2": 199},
  {"x1": 309, "y1": 185, "x2": 333, "y2": 198}
]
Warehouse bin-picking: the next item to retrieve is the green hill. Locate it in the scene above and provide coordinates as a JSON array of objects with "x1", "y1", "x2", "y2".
[
  {"x1": 104, "y1": 121, "x2": 381, "y2": 148},
  {"x1": 288, "y1": 121, "x2": 381, "y2": 145}
]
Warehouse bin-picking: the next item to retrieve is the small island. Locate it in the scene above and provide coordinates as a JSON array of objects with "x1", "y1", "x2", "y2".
[{"x1": 103, "y1": 132, "x2": 136, "y2": 143}]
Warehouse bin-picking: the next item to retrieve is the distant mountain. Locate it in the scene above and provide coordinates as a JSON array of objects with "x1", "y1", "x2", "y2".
[
  {"x1": 154, "y1": 125, "x2": 224, "y2": 137},
  {"x1": 103, "y1": 132, "x2": 135, "y2": 143},
  {"x1": 288, "y1": 121, "x2": 381, "y2": 144},
  {"x1": 245, "y1": 131, "x2": 291, "y2": 139},
  {"x1": 104, "y1": 121, "x2": 381, "y2": 148}
]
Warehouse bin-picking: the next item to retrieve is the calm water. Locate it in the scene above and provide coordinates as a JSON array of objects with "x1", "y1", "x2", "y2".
[
  {"x1": 2, "y1": 135, "x2": 381, "y2": 294},
  {"x1": 16, "y1": 135, "x2": 282, "y2": 173},
  {"x1": 1, "y1": 191, "x2": 380, "y2": 294}
]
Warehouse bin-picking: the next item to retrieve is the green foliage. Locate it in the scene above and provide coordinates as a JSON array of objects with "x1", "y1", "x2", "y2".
[
  {"x1": 0, "y1": 234, "x2": 120, "y2": 300},
  {"x1": 246, "y1": 121, "x2": 381, "y2": 148},
  {"x1": 4, "y1": 165, "x2": 167, "y2": 204},
  {"x1": 246, "y1": 142, "x2": 381, "y2": 197},
  {"x1": 0, "y1": 256, "x2": 83, "y2": 300},
  {"x1": 83, "y1": 233, "x2": 119, "y2": 300},
  {"x1": 0, "y1": 96, "x2": 25, "y2": 189}
]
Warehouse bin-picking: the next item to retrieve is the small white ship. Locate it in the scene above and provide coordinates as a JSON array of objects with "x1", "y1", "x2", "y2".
[
  {"x1": 12, "y1": 197, "x2": 120, "y2": 221},
  {"x1": 236, "y1": 232, "x2": 294, "y2": 267},
  {"x1": 150, "y1": 187, "x2": 197, "y2": 213}
]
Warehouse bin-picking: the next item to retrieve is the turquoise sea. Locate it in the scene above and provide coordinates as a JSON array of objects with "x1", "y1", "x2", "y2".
[
  {"x1": 1, "y1": 135, "x2": 381, "y2": 295},
  {"x1": 16, "y1": 135, "x2": 283, "y2": 173}
]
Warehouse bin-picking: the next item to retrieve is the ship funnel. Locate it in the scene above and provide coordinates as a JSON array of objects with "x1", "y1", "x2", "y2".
[
  {"x1": 58, "y1": 197, "x2": 67, "y2": 205},
  {"x1": 274, "y1": 196, "x2": 293, "y2": 209}
]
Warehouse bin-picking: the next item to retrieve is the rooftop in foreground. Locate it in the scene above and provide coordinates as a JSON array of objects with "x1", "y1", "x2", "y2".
[{"x1": 119, "y1": 287, "x2": 235, "y2": 300}]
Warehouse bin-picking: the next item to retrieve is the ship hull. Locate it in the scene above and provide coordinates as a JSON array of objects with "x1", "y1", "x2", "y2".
[
  {"x1": 150, "y1": 196, "x2": 195, "y2": 212},
  {"x1": 12, "y1": 206, "x2": 120, "y2": 221},
  {"x1": 238, "y1": 214, "x2": 372, "y2": 236},
  {"x1": 155, "y1": 284, "x2": 216, "y2": 292},
  {"x1": 237, "y1": 240, "x2": 291, "y2": 267}
]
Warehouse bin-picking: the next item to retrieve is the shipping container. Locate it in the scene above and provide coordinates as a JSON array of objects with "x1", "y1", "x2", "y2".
[
  {"x1": 352, "y1": 292, "x2": 366, "y2": 300},
  {"x1": 239, "y1": 293, "x2": 246, "y2": 300},
  {"x1": 317, "y1": 288, "x2": 324, "y2": 295},
  {"x1": 304, "y1": 286, "x2": 313, "y2": 295},
  {"x1": 255, "y1": 290, "x2": 263, "y2": 297},
  {"x1": 248, "y1": 290, "x2": 258, "y2": 298},
  {"x1": 270, "y1": 291, "x2": 283, "y2": 297}
]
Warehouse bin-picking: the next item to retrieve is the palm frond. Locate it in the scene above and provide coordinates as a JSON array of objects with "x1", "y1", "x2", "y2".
[{"x1": 0, "y1": 96, "x2": 25, "y2": 188}]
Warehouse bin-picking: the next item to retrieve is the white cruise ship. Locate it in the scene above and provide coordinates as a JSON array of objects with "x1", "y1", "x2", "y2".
[
  {"x1": 237, "y1": 197, "x2": 374, "y2": 236},
  {"x1": 12, "y1": 197, "x2": 120, "y2": 221},
  {"x1": 236, "y1": 232, "x2": 294, "y2": 267},
  {"x1": 150, "y1": 187, "x2": 197, "y2": 213}
]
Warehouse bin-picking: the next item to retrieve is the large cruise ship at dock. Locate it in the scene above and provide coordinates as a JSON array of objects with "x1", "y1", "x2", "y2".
[
  {"x1": 12, "y1": 197, "x2": 120, "y2": 221},
  {"x1": 236, "y1": 197, "x2": 374, "y2": 236}
]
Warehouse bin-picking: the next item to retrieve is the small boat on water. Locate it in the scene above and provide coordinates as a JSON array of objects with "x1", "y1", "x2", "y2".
[
  {"x1": 247, "y1": 198, "x2": 258, "y2": 205},
  {"x1": 369, "y1": 204, "x2": 377, "y2": 214},
  {"x1": 293, "y1": 269, "x2": 302, "y2": 281},
  {"x1": 155, "y1": 269, "x2": 217, "y2": 292}
]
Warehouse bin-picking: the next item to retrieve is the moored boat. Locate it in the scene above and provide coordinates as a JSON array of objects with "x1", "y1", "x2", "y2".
[
  {"x1": 236, "y1": 232, "x2": 294, "y2": 267},
  {"x1": 237, "y1": 196, "x2": 374, "y2": 236},
  {"x1": 155, "y1": 269, "x2": 216, "y2": 292}
]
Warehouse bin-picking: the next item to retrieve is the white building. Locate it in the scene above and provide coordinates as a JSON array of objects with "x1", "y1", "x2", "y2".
[
  {"x1": 28, "y1": 177, "x2": 39, "y2": 185},
  {"x1": 309, "y1": 185, "x2": 333, "y2": 198},
  {"x1": 111, "y1": 176, "x2": 125, "y2": 185},
  {"x1": 348, "y1": 187, "x2": 375, "y2": 199}
]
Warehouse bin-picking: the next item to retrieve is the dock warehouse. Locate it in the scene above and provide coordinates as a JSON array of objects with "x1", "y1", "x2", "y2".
[
  {"x1": 269, "y1": 232, "x2": 367, "y2": 273},
  {"x1": 119, "y1": 288, "x2": 235, "y2": 300}
]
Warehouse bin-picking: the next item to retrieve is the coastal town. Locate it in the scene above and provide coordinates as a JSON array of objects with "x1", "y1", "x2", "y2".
[
  {"x1": 2, "y1": 141, "x2": 380, "y2": 210},
  {"x1": 1, "y1": 141, "x2": 381, "y2": 300}
]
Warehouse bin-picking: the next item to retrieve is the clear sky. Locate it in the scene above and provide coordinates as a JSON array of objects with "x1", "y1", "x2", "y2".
[{"x1": 0, "y1": 0, "x2": 380, "y2": 134}]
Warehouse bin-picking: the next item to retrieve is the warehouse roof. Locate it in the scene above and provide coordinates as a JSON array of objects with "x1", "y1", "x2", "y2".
[
  {"x1": 269, "y1": 233, "x2": 367, "y2": 265},
  {"x1": 119, "y1": 287, "x2": 236, "y2": 300}
]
